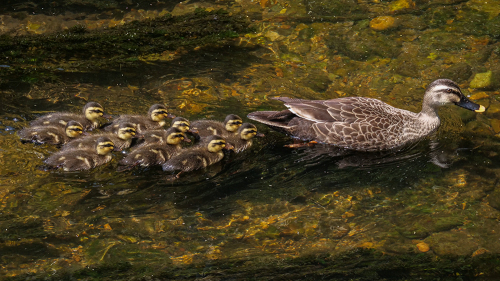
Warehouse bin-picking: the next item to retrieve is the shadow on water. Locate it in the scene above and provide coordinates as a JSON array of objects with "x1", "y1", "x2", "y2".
[{"x1": 30, "y1": 127, "x2": 472, "y2": 221}]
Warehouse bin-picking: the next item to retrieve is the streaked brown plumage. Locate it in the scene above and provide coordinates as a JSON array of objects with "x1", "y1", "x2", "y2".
[
  {"x1": 190, "y1": 114, "x2": 242, "y2": 138},
  {"x1": 225, "y1": 123, "x2": 264, "y2": 153},
  {"x1": 119, "y1": 127, "x2": 187, "y2": 167},
  {"x1": 61, "y1": 122, "x2": 137, "y2": 151},
  {"x1": 44, "y1": 136, "x2": 115, "y2": 171},
  {"x1": 30, "y1": 102, "x2": 105, "y2": 130},
  {"x1": 104, "y1": 104, "x2": 175, "y2": 133},
  {"x1": 162, "y1": 135, "x2": 233, "y2": 173},
  {"x1": 247, "y1": 79, "x2": 485, "y2": 151},
  {"x1": 18, "y1": 120, "x2": 84, "y2": 145}
]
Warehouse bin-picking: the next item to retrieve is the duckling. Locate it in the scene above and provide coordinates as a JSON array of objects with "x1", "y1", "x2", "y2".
[
  {"x1": 190, "y1": 114, "x2": 242, "y2": 139},
  {"x1": 18, "y1": 120, "x2": 84, "y2": 145},
  {"x1": 61, "y1": 122, "x2": 138, "y2": 151},
  {"x1": 139, "y1": 117, "x2": 194, "y2": 146},
  {"x1": 119, "y1": 127, "x2": 187, "y2": 168},
  {"x1": 162, "y1": 135, "x2": 234, "y2": 177},
  {"x1": 44, "y1": 137, "x2": 115, "y2": 171},
  {"x1": 225, "y1": 123, "x2": 264, "y2": 153},
  {"x1": 104, "y1": 104, "x2": 175, "y2": 134},
  {"x1": 30, "y1": 102, "x2": 106, "y2": 130}
]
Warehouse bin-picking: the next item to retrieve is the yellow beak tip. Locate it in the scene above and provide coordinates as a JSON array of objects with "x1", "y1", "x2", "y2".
[{"x1": 475, "y1": 105, "x2": 486, "y2": 113}]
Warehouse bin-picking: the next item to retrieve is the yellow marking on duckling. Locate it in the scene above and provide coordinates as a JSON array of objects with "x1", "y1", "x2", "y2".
[
  {"x1": 47, "y1": 132, "x2": 59, "y2": 143},
  {"x1": 76, "y1": 156, "x2": 91, "y2": 168}
]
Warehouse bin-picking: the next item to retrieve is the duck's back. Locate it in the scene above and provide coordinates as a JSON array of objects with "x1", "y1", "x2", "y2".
[
  {"x1": 162, "y1": 147, "x2": 223, "y2": 172},
  {"x1": 121, "y1": 143, "x2": 181, "y2": 166},
  {"x1": 45, "y1": 149, "x2": 111, "y2": 171},
  {"x1": 105, "y1": 115, "x2": 159, "y2": 133},
  {"x1": 30, "y1": 113, "x2": 92, "y2": 130},
  {"x1": 191, "y1": 120, "x2": 228, "y2": 138}
]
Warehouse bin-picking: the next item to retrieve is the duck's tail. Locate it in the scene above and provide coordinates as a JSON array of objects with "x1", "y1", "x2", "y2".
[{"x1": 247, "y1": 110, "x2": 295, "y2": 129}]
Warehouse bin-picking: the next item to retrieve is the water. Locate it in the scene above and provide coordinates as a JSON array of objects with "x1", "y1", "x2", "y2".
[{"x1": 1, "y1": 1, "x2": 500, "y2": 279}]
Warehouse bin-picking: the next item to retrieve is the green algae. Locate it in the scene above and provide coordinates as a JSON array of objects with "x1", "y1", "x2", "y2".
[
  {"x1": 4, "y1": 249, "x2": 500, "y2": 280},
  {"x1": 0, "y1": 9, "x2": 253, "y2": 86}
]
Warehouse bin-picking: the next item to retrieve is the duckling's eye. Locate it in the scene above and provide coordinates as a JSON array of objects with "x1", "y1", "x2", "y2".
[
  {"x1": 176, "y1": 134, "x2": 184, "y2": 138},
  {"x1": 446, "y1": 88, "x2": 452, "y2": 93},
  {"x1": 125, "y1": 129, "x2": 135, "y2": 133},
  {"x1": 92, "y1": 109, "x2": 103, "y2": 114}
]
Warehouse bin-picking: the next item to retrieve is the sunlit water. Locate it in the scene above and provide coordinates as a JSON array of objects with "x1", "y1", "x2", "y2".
[{"x1": 1, "y1": 2, "x2": 500, "y2": 279}]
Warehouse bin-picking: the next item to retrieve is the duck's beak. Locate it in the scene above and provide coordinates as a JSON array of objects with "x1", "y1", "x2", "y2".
[
  {"x1": 183, "y1": 138, "x2": 191, "y2": 143},
  {"x1": 135, "y1": 133, "x2": 144, "y2": 139},
  {"x1": 224, "y1": 143, "x2": 235, "y2": 150},
  {"x1": 102, "y1": 113, "x2": 113, "y2": 119},
  {"x1": 166, "y1": 113, "x2": 176, "y2": 119},
  {"x1": 256, "y1": 132, "x2": 265, "y2": 137},
  {"x1": 455, "y1": 96, "x2": 485, "y2": 112}
]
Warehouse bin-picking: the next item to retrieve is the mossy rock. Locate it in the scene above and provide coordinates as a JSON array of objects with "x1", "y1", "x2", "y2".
[
  {"x1": 325, "y1": 29, "x2": 401, "y2": 61},
  {"x1": 440, "y1": 63, "x2": 472, "y2": 83},
  {"x1": 304, "y1": 0, "x2": 366, "y2": 18}
]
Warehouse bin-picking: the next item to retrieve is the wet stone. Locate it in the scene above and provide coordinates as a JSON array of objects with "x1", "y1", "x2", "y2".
[
  {"x1": 394, "y1": 214, "x2": 464, "y2": 239},
  {"x1": 369, "y1": 16, "x2": 398, "y2": 31},
  {"x1": 424, "y1": 231, "x2": 478, "y2": 257},
  {"x1": 470, "y1": 71, "x2": 494, "y2": 89},
  {"x1": 304, "y1": 0, "x2": 365, "y2": 17},
  {"x1": 441, "y1": 63, "x2": 472, "y2": 83},
  {"x1": 487, "y1": 187, "x2": 500, "y2": 210}
]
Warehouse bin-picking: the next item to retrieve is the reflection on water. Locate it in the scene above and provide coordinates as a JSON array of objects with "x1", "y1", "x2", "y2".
[{"x1": 1, "y1": 0, "x2": 500, "y2": 279}]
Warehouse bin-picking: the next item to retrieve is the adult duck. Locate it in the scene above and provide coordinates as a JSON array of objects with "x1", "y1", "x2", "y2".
[{"x1": 247, "y1": 79, "x2": 485, "y2": 151}]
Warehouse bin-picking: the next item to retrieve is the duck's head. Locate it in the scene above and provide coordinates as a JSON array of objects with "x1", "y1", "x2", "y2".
[
  {"x1": 425, "y1": 79, "x2": 485, "y2": 112},
  {"x1": 83, "y1": 102, "x2": 106, "y2": 122},
  {"x1": 65, "y1": 121, "x2": 85, "y2": 138},
  {"x1": 237, "y1": 123, "x2": 264, "y2": 140},
  {"x1": 116, "y1": 122, "x2": 137, "y2": 140},
  {"x1": 165, "y1": 127, "x2": 190, "y2": 145},
  {"x1": 206, "y1": 135, "x2": 233, "y2": 153},
  {"x1": 171, "y1": 117, "x2": 191, "y2": 133},
  {"x1": 224, "y1": 114, "x2": 243, "y2": 132},
  {"x1": 95, "y1": 137, "x2": 115, "y2": 155},
  {"x1": 149, "y1": 104, "x2": 176, "y2": 122}
]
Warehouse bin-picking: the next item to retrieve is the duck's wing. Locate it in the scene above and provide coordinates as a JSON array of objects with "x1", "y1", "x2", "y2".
[{"x1": 276, "y1": 97, "x2": 393, "y2": 124}]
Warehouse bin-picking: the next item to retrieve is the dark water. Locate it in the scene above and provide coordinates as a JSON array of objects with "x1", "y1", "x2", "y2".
[{"x1": 1, "y1": 1, "x2": 500, "y2": 279}]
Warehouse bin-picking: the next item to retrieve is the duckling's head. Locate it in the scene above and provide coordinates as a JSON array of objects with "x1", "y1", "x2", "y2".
[
  {"x1": 116, "y1": 122, "x2": 137, "y2": 140},
  {"x1": 237, "y1": 123, "x2": 261, "y2": 140},
  {"x1": 165, "y1": 127, "x2": 189, "y2": 145},
  {"x1": 424, "y1": 79, "x2": 485, "y2": 112},
  {"x1": 83, "y1": 102, "x2": 105, "y2": 122},
  {"x1": 65, "y1": 121, "x2": 85, "y2": 138},
  {"x1": 95, "y1": 137, "x2": 115, "y2": 155},
  {"x1": 149, "y1": 104, "x2": 175, "y2": 122},
  {"x1": 205, "y1": 135, "x2": 232, "y2": 153},
  {"x1": 171, "y1": 117, "x2": 191, "y2": 133},
  {"x1": 224, "y1": 114, "x2": 243, "y2": 132}
]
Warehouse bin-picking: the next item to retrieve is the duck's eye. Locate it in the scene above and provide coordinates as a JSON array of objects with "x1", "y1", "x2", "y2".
[{"x1": 446, "y1": 89, "x2": 452, "y2": 93}]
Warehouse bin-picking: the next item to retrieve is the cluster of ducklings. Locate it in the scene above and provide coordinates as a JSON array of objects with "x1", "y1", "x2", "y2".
[{"x1": 18, "y1": 102, "x2": 263, "y2": 177}]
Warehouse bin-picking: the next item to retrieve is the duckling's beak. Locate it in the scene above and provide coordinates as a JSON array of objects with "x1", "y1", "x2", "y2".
[
  {"x1": 455, "y1": 96, "x2": 485, "y2": 112},
  {"x1": 102, "y1": 114, "x2": 113, "y2": 119},
  {"x1": 224, "y1": 143, "x2": 235, "y2": 150},
  {"x1": 183, "y1": 138, "x2": 191, "y2": 143},
  {"x1": 166, "y1": 113, "x2": 176, "y2": 119},
  {"x1": 135, "y1": 133, "x2": 144, "y2": 139},
  {"x1": 188, "y1": 129, "x2": 199, "y2": 134},
  {"x1": 113, "y1": 147, "x2": 122, "y2": 152},
  {"x1": 82, "y1": 131, "x2": 90, "y2": 136},
  {"x1": 256, "y1": 132, "x2": 265, "y2": 137}
]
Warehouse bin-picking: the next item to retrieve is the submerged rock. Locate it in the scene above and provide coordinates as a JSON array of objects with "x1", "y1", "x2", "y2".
[
  {"x1": 369, "y1": 16, "x2": 398, "y2": 31},
  {"x1": 470, "y1": 71, "x2": 494, "y2": 89},
  {"x1": 440, "y1": 63, "x2": 472, "y2": 83}
]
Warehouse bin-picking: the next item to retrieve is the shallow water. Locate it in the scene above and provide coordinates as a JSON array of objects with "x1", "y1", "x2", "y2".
[{"x1": 1, "y1": 0, "x2": 500, "y2": 279}]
